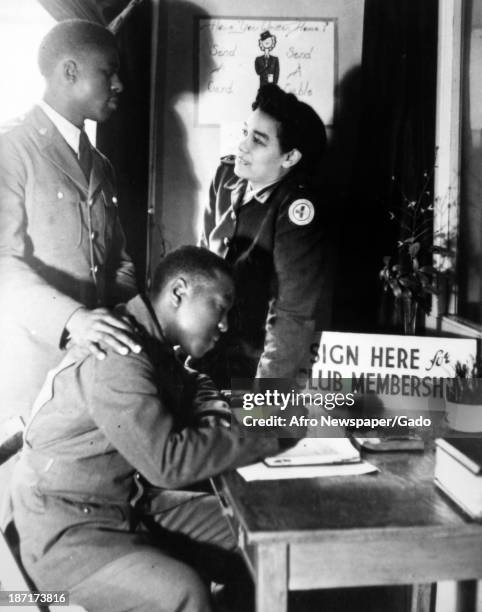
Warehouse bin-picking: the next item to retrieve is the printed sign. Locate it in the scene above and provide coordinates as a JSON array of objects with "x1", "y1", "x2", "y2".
[
  {"x1": 305, "y1": 332, "x2": 477, "y2": 405},
  {"x1": 197, "y1": 18, "x2": 336, "y2": 126}
]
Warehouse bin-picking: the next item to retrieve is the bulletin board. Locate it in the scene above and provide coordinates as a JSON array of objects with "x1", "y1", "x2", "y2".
[{"x1": 196, "y1": 17, "x2": 337, "y2": 127}]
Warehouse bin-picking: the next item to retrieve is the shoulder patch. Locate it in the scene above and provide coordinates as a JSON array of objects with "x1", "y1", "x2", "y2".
[
  {"x1": 220, "y1": 154, "x2": 236, "y2": 165},
  {"x1": 288, "y1": 199, "x2": 315, "y2": 226}
]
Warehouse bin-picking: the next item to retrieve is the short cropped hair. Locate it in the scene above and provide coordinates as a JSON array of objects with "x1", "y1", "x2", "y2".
[
  {"x1": 151, "y1": 246, "x2": 233, "y2": 297},
  {"x1": 252, "y1": 84, "x2": 327, "y2": 177},
  {"x1": 38, "y1": 19, "x2": 117, "y2": 78}
]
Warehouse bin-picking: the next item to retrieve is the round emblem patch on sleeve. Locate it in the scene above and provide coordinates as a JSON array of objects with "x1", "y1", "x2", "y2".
[{"x1": 288, "y1": 199, "x2": 315, "y2": 226}]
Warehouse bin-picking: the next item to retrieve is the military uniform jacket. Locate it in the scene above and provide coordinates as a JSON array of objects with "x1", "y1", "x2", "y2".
[
  {"x1": 0, "y1": 105, "x2": 137, "y2": 418},
  {"x1": 202, "y1": 159, "x2": 323, "y2": 380},
  {"x1": 12, "y1": 294, "x2": 279, "y2": 589}
]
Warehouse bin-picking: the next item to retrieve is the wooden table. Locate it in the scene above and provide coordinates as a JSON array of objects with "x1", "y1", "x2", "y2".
[{"x1": 212, "y1": 434, "x2": 482, "y2": 612}]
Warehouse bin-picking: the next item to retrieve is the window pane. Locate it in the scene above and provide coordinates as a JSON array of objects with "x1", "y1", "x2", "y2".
[
  {"x1": 0, "y1": 0, "x2": 54, "y2": 123},
  {"x1": 459, "y1": 0, "x2": 482, "y2": 323}
]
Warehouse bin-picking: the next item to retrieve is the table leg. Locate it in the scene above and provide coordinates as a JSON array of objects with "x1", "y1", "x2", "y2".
[
  {"x1": 410, "y1": 583, "x2": 435, "y2": 612},
  {"x1": 255, "y1": 543, "x2": 288, "y2": 612},
  {"x1": 454, "y1": 580, "x2": 477, "y2": 612}
]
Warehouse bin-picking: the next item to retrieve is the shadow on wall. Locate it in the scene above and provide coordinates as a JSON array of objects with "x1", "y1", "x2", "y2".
[
  {"x1": 315, "y1": 64, "x2": 363, "y2": 332},
  {"x1": 322, "y1": 64, "x2": 362, "y2": 195},
  {"x1": 336, "y1": 0, "x2": 438, "y2": 334},
  {"x1": 160, "y1": 0, "x2": 214, "y2": 252},
  {"x1": 158, "y1": 5, "x2": 367, "y2": 336}
]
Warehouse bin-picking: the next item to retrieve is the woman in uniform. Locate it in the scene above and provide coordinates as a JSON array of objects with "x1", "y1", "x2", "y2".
[{"x1": 200, "y1": 84, "x2": 327, "y2": 387}]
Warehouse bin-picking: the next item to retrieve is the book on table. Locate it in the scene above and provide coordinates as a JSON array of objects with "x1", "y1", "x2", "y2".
[{"x1": 434, "y1": 437, "x2": 482, "y2": 520}]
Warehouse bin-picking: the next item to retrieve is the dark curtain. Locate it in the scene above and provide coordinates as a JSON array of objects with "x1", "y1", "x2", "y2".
[
  {"x1": 37, "y1": 0, "x2": 150, "y2": 289},
  {"x1": 96, "y1": 1, "x2": 151, "y2": 288},
  {"x1": 332, "y1": 0, "x2": 438, "y2": 332}
]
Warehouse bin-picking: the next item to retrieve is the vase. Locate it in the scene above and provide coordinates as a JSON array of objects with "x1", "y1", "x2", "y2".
[
  {"x1": 445, "y1": 400, "x2": 482, "y2": 432},
  {"x1": 400, "y1": 295, "x2": 418, "y2": 335}
]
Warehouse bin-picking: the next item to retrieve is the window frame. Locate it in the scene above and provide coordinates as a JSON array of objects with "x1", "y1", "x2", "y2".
[{"x1": 429, "y1": 0, "x2": 482, "y2": 340}]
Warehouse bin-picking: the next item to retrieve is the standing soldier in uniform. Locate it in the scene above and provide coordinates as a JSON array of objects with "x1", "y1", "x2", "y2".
[
  {"x1": 200, "y1": 84, "x2": 327, "y2": 386},
  {"x1": 0, "y1": 20, "x2": 140, "y2": 423}
]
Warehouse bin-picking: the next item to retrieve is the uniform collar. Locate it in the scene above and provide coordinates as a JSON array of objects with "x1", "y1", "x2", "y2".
[
  {"x1": 243, "y1": 179, "x2": 281, "y2": 204},
  {"x1": 121, "y1": 295, "x2": 182, "y2": 363},
  {"x1": 29, "y1": 105, "x2": 105, "y2": 197},
  {"x1": 120, "y1": 295, "x2": 168, "y2": 347},
  {"x1": 224, "y1": 175, "x2": 244, "y2": 191},
  {"x1": 224, "y1": 175, "x2": 281, "y2": 206},
  {"x1": 27, "y1": 106, "x2": 90, "y2": 194},
  {"x1": 38, "y1": 100, "x2": 82, "y2": 155}
]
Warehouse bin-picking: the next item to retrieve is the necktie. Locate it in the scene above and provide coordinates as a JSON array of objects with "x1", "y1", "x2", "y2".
[{"x1": 78, "y1": 129, "x2": 93, "y2": 180}]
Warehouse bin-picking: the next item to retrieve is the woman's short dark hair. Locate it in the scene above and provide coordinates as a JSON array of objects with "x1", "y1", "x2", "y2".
[
  {"x1": 252, "y1": 84, "x2": 327, "y2": 177},
  {"x1": 38, "y1": 19, "x2": 117, "y2": 78}
]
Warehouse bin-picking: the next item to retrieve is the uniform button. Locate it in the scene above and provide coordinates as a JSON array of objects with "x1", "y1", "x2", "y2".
[
  {"x1": 83, "y1": 506, "x2": 90, "y2": 514},
  {"x1": 91, "y1": 265, "x2": 98, "y2": 274},
  {"x1": 88, "y1": 198, "x2": 94, "y2": 207},
  {"x1": 90, "y1": 231, "x2": 96, "y2": 240},
  {"x1": 230, "y1": 211, "x2": 236, "y2": 220},
  {"x1": 223, "y1": 237, "x2": 230, "y2": 247},
  {"x1": 57, "y1": 191, "x2": 64, "y2": 199},
  {"x1": 135, "y1": 472, "x2": 141, "y2": 480},
  {"x1": 112, "y1": 196, "x2": 118, "y2": 205}
]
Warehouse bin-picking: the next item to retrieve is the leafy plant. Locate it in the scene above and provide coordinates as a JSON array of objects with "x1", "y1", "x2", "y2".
[{"x1": 446, "y1": 357, "x2": 482, "y2": 404}]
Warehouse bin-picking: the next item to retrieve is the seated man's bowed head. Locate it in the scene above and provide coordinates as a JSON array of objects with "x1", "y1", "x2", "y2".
[{"x1": 12, "y1": 246, "x2": 286, "y2": 612}]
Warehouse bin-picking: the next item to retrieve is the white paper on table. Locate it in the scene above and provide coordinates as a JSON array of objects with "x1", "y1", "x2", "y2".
[
  {"x1": 263, "y1": 437, "x2": 360, "y2": 467},
  {"x1": 237, "y1": 460, "x2": 378, "y2": 482}
]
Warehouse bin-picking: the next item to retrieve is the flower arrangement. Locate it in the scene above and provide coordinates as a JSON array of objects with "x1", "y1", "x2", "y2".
[
  {"x1": 379, "y1": 157, "x2": 453, "y2": 333},
  {"x1": 446, "y1": 358, "x2": 482, "y2": 404}
]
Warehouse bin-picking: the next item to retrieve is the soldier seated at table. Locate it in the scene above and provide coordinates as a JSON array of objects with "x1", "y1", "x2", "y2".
[{"x1": 12, "y1": 246, "x2": 291, "y2": 612}]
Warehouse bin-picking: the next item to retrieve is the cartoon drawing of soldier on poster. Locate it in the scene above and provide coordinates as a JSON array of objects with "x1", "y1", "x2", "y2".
[{"x1": 254, "y1": 30, "x2": 279, "y2": 86}]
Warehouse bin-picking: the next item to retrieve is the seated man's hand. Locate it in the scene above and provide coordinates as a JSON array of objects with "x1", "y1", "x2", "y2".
[
  {"x1": 65, "y1": 307, "x2": 142, "y2": 360},
  {"x1": 194, "y1": 398, "x2": 232, "y2": 429},
  {"x1": 197, "y1": 414, "x2": 231, "y2": 429}
]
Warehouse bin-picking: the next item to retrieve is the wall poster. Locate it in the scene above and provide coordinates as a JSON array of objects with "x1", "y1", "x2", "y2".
[{"x1": 196, "y1": 17, "x2": 337, "y2": 127}]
